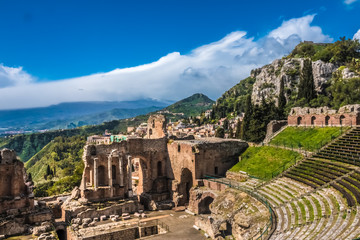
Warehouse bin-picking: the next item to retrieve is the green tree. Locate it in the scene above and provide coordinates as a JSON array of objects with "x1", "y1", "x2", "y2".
[
  {"x1": 241, "y1": 95, "x2": 253, "y2": 139},
  {"x1": 235, "y1": 120, "x2": 242, "y2": 139},
  {"x1": 298, "y1": 58, "x2": 315, "y2": 103},
  {"x1": 278, "y1": 77, "x2": 286, "y2": 119},
  {"x1": 215, "y1": 127, "x2": 225, "y2": 138},
  {"x1": 223, "y1": 119, "x2": 229, "y2": 130}
]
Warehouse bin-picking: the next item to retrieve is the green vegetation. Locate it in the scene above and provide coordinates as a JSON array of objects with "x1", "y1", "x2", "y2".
[
  {"x1": 229, "y1": 146, "x2": 302, "y2": 180},
  {"x1": 164, "y1": 93, "x2": 214, "y2": 117},
  {"x1": 28, "y1": 136, "x2": 86, "y2": 197},
  {"x1": 212, "y1": 76, "x2": 256, "y2": 119},
  {"x1": 288, "y1": 37, "x2": 360, "y2": 64},
  {"x1": 269, "y1": 126, "x2": 346, "y2": 152}
]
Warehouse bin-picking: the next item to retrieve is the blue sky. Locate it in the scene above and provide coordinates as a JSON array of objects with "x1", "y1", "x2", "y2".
[{"x1": 0, "y1": 0, "x2": 359, "y2": 109}]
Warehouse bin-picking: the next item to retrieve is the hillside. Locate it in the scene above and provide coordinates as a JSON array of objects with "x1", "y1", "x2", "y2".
[
  {"x1": 211, "y1": 38, "x2": 360, "y2": 142},
  {"x1": 164, "y1": 93, "x2": 214, "y2": 116}
]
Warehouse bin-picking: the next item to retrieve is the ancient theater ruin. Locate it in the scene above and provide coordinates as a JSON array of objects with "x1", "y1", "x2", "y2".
[{"x1": 57, "y1": 115, "x2": 248, "y2": 239}]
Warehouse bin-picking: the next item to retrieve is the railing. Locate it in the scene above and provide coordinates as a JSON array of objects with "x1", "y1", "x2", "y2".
[{"x1": 204, "y1": 175, "x2": 276, "y2": 240}]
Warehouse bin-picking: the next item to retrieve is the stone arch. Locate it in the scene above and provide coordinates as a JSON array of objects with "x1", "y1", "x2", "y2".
[
  {"x1": 98, "y1": 165, "x2": 106, "y2": 186},
  {"x1": 325, "y1": 115, "x2": 330, "y2": 126},
  {"x1": 179, "y1": 168, "x2": 193, "y2": 205},
  {"x1": 311, "y1": 116, "x2": 316, "y2": 125},
  {"x1": 340, "y1": 115, "x2": 346, "y2": 125},
  {"x1": 131, "y1": 156, "x2": 149, "y2": 196},
  {"x1": 297, "y1": 116, "x2": 302, "y2": 125},
  {"x1": 198, "y1": 196, "x2": 214, "y2": 214},
  {"x1": 112, "y1": 165, "x2": 116, "y2": 180},
  {"x1": 56, "y1": 229, "x2": 67, "y2": 240}
]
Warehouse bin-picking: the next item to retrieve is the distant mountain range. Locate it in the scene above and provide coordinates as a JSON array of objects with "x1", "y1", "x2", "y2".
[{"x1": 0, "y1": 99, "x2": 172, "y2": 132}]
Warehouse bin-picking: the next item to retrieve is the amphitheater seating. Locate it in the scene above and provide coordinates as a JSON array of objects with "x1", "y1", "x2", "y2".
[{"x1": 259, "y1": 127, "x2": 360, "y2": 239}]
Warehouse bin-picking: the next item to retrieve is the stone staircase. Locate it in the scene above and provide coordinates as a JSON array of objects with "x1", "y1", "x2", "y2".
[{"x1": 258, "y1": 126, "x2": 360, "y2": 239}]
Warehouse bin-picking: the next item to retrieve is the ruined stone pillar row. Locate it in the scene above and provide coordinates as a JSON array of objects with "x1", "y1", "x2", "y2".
[
  {"x1": 119, "y1": 155, "x2": 124, "y2": 187},
  {"x1": 82, "y1": 169, "x2": 87, "y2": 190},
  {"x1": 127, "y1": 155, "x2": 133, "y2": 197},
  {"x1": 94, "y1": 158, "x2": 98, "y2": 190}
]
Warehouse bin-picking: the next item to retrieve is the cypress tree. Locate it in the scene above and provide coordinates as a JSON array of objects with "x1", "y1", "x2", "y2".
[
  {"x1": 298, "y1": 58, "x2": 315, "y2": 103},
  {"x1": 278, "y1": 77, "x2": 286, "y2": 119},
  {"x1": 241, "y1": 95, "x2": 253, "y2": 140},
  {"x1": 235, "y1": 120, "x2": 242, "y2": 139}
]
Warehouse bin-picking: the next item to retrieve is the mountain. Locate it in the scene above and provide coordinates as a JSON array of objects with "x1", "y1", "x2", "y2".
[
  {"x1": 164, "y1": 93, "x2": 214, "y2": 116},
  {"x1": 0, "y1": 99, "x2": 172, "y2": 132},
  {"x1": 0, "y1": 93, "x2": 213, "y2": 162}
]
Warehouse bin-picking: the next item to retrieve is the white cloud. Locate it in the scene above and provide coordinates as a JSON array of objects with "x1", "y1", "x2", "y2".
[
  {"x1": 0, "y1": 64, "x2": 34, "y2": 88},
  {"x1": 0, "y1": 15, "x2": 333, "y2": 110},
  {"x1": 353, "y1": 29, "x2": 360, "y2": 40},
  {"x1": 344, "y1": 0, "x2": 358, "y2": 5}
]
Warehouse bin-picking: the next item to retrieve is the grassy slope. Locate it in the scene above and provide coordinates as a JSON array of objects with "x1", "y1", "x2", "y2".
[
  {"x1": 230, "y1": 146, "x2": 302, "y2": 180},
  {"x1": 269, "y1": 126, "x2": 348, "y2": 152}
]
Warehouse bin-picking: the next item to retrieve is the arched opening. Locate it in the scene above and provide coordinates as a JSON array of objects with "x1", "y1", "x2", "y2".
[
  {"x1": 157, "y1": 161, "x2": 162, "y2": 177},
  {"x1": 311, "y1": 116, "x2": 316, "y2": 125},
  {"x1": 198, "y1": 196, "x2": 214, "y2": 214},
  {"x1": 178, "y1": 144, "x2": 181, "y2": 152},
  {"x1": 325, "y1": 116, "x2": 330, "y2": 126},
  {"x1": 149, "y1": 129, "x2": 153, "y2": 136},
  {"x1": 152, "y1": 120, "x2": 155, "y2": 128},
  {"x1": 340, "y1": 115, "x2": 345, "y2": 125},
  {"x1": 89, "y1": 145, "x2": 96, "y2": 156},
  {"x1": 297, "y1": 117, "x2": 302, "y2": 125},
  {"x1": 112, "y1": 165, "x2": 116, "y2": 181},
  {"x1": 220, "y1": 221, "x2": 233, "y2": 238},
  {"x1": 56, "y1": 229, "x2": 66, "y2": 240},
  {"x1": 131, "y1": 157, "x2": 148, "y2": 196},
  {"x1": 179, "y1": 168, "x2": 193, "y2": 205},
  {"x1": 98, "y1": 165, "x2": 106, "y2": 186}
]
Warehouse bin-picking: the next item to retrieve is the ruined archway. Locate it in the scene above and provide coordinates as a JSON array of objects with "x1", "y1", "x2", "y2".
[
  {"x1": 340, "y1": 115, "x2": 345, "y2": 125},
  {"x1": 325, "y1": 115, "x2": 330, "y2": 126},
  {"x1": 157, "y1": 161, "x2": 162, "y2": 177},
  {"x1": 56, "y1": 229, "x2": 66, "y2": 240},
  {"x1": 311, "y1": 116, "x2": 316, "y2": 125},
  {"x1": 179, "y1": 168, "x2": 193, "y2": 205},
  {"x1": 98, "y1": 165, "x2": 106, "y2": 186},
  {"x1": 198, "y1": 196, "x2": 214, "y2": 214},
  {"x1": 297, "y1": 117, "x2": 302, "y2": 125},
  {"x1": 131, "y1": 157, "x2": 148, "y2": 196}
]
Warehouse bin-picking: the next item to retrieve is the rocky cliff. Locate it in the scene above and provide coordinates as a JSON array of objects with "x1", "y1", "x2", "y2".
[{"x1": 250, "y1": 58, "x2": 338, "y2": 106}]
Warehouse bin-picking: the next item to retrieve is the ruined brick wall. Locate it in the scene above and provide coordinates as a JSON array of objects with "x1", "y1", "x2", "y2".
[
  {"x1": 265, "y1": 120, "x2": 287, "y2": 140},
  {"x1": 0, "y1": 149, "x2": 34, "y2": 215},
  {"x1": 288, "y1": 105, "x2": 360, "y2": 126},
  {"x1": 147, "y1": 114, "x2": 166, "y2": 139}
]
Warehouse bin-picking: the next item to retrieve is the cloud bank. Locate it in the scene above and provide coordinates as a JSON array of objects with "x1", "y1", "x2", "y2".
[
  {"x1": 0, "y1": 15, "x2": 332, "y2": 110},
  {"x1": 354, "y1": 29, "x2": 360, "y2": 40}
]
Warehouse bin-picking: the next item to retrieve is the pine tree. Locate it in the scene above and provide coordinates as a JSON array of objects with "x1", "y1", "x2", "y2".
[
  {"x1": 223, "y1": 119, "x2": 229, "y2": 130},
  {"x1": 298, "y1": 58, "x2": 315, "y2": 104},
  {"x1": 228, "y1": 126, "x2": 234, "y2": 138},
  {"x1": 215, "y1": 127, "x2": 225, "y2": 138}
]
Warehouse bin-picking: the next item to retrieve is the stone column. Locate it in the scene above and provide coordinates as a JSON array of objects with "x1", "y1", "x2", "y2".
[
  {"x1": 108, "y1": 154, "x2": 113, "y2": 187},
  {"x1": 119, "y1": 155, "x2": 124, "y2": 187},
  {"x1": 94, "y1": 158, "x2": 98, "y2": 190},
  {"x1": 127, "y1": 155, "x2": 133, "y2": 197},
  {"x1": 82, "y1": 172, "x2": 87, "y2": 190}
]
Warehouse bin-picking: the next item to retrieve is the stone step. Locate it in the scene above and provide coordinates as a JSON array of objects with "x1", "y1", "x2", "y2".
[{"x1": 340, "y1": 207, "x2": 360, "y2": 239}]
